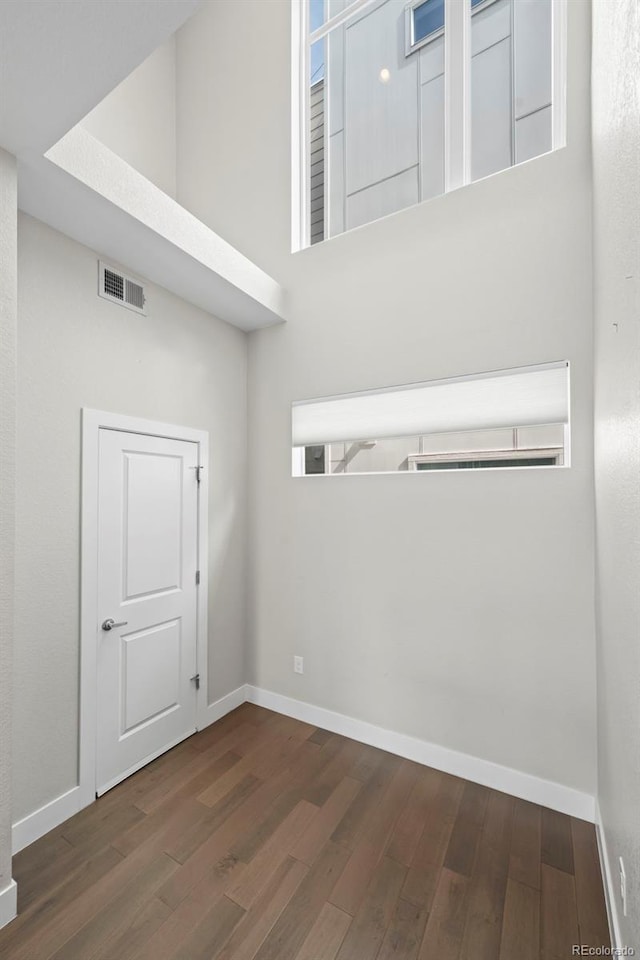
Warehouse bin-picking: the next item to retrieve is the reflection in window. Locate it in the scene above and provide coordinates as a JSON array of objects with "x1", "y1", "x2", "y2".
[
  {"x1": 293, "y1": 363, "x2": 569, "y2": 476},
  {"x1": 301, "y1": 0, "x2": 559, "y2": 247}
]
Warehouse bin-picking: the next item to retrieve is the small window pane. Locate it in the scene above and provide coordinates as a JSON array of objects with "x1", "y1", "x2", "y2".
[
  {"x1": 310, "y1": 0, "x2": 326, "y2": 33},
  {"x1": 304, "y1": 445, "x2": 326, "y2": 474},
  {"x1": 413, "y1": 0, "x2": 444, "y2": 44},
  {"x1": 471, "y1": 0, "x2": 552, "y2": 182}
]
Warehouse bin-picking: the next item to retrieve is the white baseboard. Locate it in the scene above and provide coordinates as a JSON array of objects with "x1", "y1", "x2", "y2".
[
  {"x1": 12, "y1": 786, "x2": 81, "y2": 855},
  {"x1": 9, "y1": 682, "x2": 596, "y2": 869},
  {"x1": 246, "y1": 685, "x2": 596, "y2": 822},
  {"x1": 0, "y1": 879, "x2": 17, "y2": 930},
  {"x1": 595, "y1": 800, "x2": 621, "y2": 951},
  {"x1": 199, "y1": 684, "x2": 248, "y2": 730}
]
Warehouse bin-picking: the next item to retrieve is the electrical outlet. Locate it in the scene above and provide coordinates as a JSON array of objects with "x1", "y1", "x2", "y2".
[
  {"x1": 619, "y1": 857, "x2": 627, "y2": 916},
  {"x1": 294, "y1": 656, "x2": 304, "y2": 675}
]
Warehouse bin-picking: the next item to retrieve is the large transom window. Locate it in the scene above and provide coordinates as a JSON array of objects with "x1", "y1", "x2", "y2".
[{"x1": 295, "y1": 0, "x2": 565, "y2": 248}]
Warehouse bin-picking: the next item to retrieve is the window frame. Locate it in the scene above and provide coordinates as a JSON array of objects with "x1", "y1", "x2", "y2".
[
  {"x1": 292, "y1": 0, "x2": 567, "y2": 251},
  {"x1": 404, "y1": 0, "x2": 445, "y2": 56}
]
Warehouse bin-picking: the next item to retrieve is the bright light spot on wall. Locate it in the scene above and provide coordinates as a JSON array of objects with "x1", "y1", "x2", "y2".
[{"x1": 379, "y1": 67, "x2": 391, "y2": 83}]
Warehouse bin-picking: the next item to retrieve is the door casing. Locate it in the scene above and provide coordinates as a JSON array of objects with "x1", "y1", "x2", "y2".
[{"x1": 80, "y1": 409, "x2": 209, "y2": 809}]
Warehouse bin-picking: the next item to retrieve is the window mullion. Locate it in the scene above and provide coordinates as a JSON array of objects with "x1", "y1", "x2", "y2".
[{"x1": 444, "y1": 0, "x2": 471, "y2": 192}]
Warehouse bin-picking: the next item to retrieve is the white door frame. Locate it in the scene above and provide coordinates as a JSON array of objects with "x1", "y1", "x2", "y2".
[{"x1": 79, "y1": 409, "x2": 209, "y2": 809}]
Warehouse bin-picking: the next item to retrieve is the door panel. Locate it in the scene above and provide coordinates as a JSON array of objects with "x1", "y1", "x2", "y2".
[
  {"x1": 96, "y1": 429, "x2": 199, "y2": 795},
  {"x1": 121, "y1": 620, "x2": 181, "y2": 735},
  {"x1": 123, "y1": 452, "x2": 183, "y2": 599}
]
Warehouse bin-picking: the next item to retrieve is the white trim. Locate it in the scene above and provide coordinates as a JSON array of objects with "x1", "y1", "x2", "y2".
[
  {"x1": 0, "y1": 880, "x2": 17, "y2": 930},
  {"x1": 80, "y1": 409, "x2": 209, "y2": 810},
  {"x1": 200, "y1": 685, "x2": 248, "y2": 729},
  {"x1": 245, "y1": 685, "x2": 595, "y2": 821},
  {"x1": 552, "y1": 0, "x2": 568, "y2": 151},
  {"x1": 308, "y1": 0, "x2": 376, "y2": 44},
  {"x1": 595, "y1": 800, "x2": 621, "y2": 952},
  {"x1": 12, "y1": 786, "x2": 81, "y2": 855},
  {"x1": 291, "y1": 0, "x2": 306, "y2": 253},
  {"x1": 444, "y1": 0, "x2": 471, "y2": 192}
]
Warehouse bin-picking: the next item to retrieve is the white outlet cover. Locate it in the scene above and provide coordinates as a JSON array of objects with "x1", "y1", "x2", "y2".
[{"x1": 294, "y1": 656, "x2": 304, "y2": 674}]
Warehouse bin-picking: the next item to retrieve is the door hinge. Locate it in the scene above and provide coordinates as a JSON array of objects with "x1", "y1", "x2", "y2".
[
  {"x1": 193, "y1": 465, "x2": 204, "y2": 484},
  {"x1": 190, "y1": 672, "x2": 200, "y2": 690},
  {"x1": 195, "y1": 570, "x2": 201, "y2": 585}
]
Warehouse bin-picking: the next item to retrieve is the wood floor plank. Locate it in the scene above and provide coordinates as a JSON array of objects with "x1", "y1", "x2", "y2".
[
  {"x1": 157, "y1": 772, "x2": 304, "y2": 909},
  {"x1": 8, "y1": 830, "x2": 185, "y2": 960},
  {"x1": 290, "y1": 776, "x2": 362, "y2": 865},
  {"x1": 571, "y1": 818, "x2": 611, "y2": 950},
  {"x1": 0, "y1": 845, "x2": 125, "y2": 955},
  {"x1": 418, "y1": 867, "x2": 471, "y2": 960},
  {"x1": 402, "y1": 772, "x2": 464, "y2": 909},
  {"x1": 49, "y1": 854, "x2": 178, "y2": 960},
  {"x1": 130, "y1": 856, "x2": 246, "y2": 960},
  {"x1": 216, "y1": 857, "x2": 309, "y2": 960},
  {"x1": 166, "y1": 775, "x2": 262, "y2": 865},
  {"x1": 376, "y1": 896, "x2": 429, "y2": 960},
  {"x1": 226, "y1": 800, "x2": 319, "y2": 909},
  {"x1": 335, "y1": 856, "x2": 407, "y2": 960},
  {"x1": 171, "y1": 895, "x2": 246, "y2": 960},
  {"x1": 307, "y1": 728, "x2": 335, "y2": 747},
  {"x1": 330, "y1": 752, "x2": 403, "y2": 850},
  {"x1": 121, "y1": 725, "x2": 253, "y2": 815},
  {"x1": 302, "y1": 737, "x2": 363, "y2": 807},
  {"x1": 386, "y1": 767, "x2": 441, "y2": 867},
  {"x1": 329, "y1": 839, "x2": 380, "y2": 916},
  {"x1": 540, "y1": 863, "x2": 579, "y2": 958},
  {"x1": 541, "y1": 807, "x2": 575, "y2": 875},
  {"x1": 61, "y1": 802, "x2": 146, "y2": 856},
  {"x1": 443, "y1": 781, "x2": 490, "y2": 877},
  {"x1": 13, "y1": 835, "x2": 80, "y2": 912},
  {"x1": 0, "y1": 706, "x2": 608, "y2": 960},
  {"x1": 92, "y1": 897, "x2": 171, "y2": 960},
  {"x1": 498, "y1": 877, "x2": 539, "y2": 960},
  {"x1": 327, "y1": 758, "x2": 419, "y2": 918},
  {"x1": 252, "y1": 841, "x2": 350, "y2": 960},
  {"x1": 509, "y1": 799, "x2": 541, "y2": 890},
  {"x1": 294, "y1": 902, "x2": 352, "y2": 960},
  {"x1": 459, "y1": 790, "x2": 515, "y2": 960}
]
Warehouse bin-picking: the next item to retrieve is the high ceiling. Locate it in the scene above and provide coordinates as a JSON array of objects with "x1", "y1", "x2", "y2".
[
  {"x1": 0, "y1": 0, "x2": 285, "y2": 331},
  {"x1": 0, "y1": 0, "x2": 201, "y2": 156}
]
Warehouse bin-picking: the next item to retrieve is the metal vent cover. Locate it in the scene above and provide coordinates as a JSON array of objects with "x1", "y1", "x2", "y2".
[{"x1": 98, "y1": 261, "x2": 146, "y2": 315}]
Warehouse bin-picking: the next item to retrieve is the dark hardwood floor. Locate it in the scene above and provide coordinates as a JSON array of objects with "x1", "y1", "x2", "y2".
[{"x1": 0, "y1": 703, "x2": 610, "y2": 960}]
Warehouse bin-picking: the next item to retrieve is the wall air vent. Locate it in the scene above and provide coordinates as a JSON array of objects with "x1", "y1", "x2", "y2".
[{"x1": 98, "y1": 261, "x2": 146, "y2": 315}]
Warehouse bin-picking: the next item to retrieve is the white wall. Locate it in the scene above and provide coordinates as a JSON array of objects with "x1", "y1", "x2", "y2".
[
  {"x1": 592, "y1": 0, "x2": 640, "y2": 950},
  {"x1": 13, "y1": 214, "x2": 248, "y2": 821},
  {"x1": 176, "y1": 1, "x2": 597, "y2": 796},
  {"x1": 80, "y1": 39, "x2": 177, "y2": 197},
  {"x1": 0, "y1": 149, "x2": 17, "y2": 901}
]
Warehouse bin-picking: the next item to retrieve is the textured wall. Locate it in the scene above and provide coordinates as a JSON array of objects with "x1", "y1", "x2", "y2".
[
  {"x1": 13, "y1": 214, "x2": 248, "y2": 821},
  {"x1": 0, "y1": 149, "x2": 17, "y2": 897},
  {"x1": 592, "y1": 0, "x2": 640, "y2": 950},
  {"x1": 177, "y1": 1, "x2": 597, "y2": 796}
]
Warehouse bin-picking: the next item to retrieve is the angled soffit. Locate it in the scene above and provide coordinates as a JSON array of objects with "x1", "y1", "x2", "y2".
[{"x1": 1, "y1": 0, "x2": 285, "y2": 331}]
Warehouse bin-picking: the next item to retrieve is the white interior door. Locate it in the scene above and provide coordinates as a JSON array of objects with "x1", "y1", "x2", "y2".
[{"x1": 96, "y1": 428, "x2": 200, "y2": 795}]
